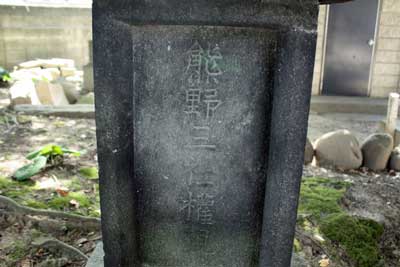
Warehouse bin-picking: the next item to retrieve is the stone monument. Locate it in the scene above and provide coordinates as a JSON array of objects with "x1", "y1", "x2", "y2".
[{"x1": 91, "y1": 0, "x2": 351, "y2": 266}]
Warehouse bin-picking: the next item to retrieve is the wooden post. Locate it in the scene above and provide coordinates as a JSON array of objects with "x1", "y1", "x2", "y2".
[{"x1": 385, "y1": 92, "x2": 399, "y2": 137}]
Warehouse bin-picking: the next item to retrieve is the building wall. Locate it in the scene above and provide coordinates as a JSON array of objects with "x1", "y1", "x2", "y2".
[
  {"x1": 312, "y1": 5, "x2": 327, "y2": 96},
  {"x1": 370, "y1": 0, "x2": 400, "y2": 97},
  {"x1": 313, "y1": 0, "x2": 400, "y2": 98},
  {"x1": 0, "y1": 6, "x2": 92, "y2": 70}
]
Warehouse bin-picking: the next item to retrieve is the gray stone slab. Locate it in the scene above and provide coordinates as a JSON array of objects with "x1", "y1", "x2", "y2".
[
  {"x1": 13, "y1": 104, "x2": 94, "y2": 118},
  {"x1": 85, "y1": 242, "x2": 310, "y2": 267},
  {"x1": 93, "y1": 1, "x2": 324, "y2": 267},
  {"x1": 86, "y1": 242, "x2": 104, "y2": 267}
]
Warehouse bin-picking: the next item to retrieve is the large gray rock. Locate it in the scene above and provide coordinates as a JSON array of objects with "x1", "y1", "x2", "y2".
[
  {"x1": 314, "y1": 130, "x2": 362, "y2": 170},
  {"x1": 304, "y1": 138, "x2": 314, "y2": 165},
  {"x1": 390, "y1": 146, "x2": 400, "y2": 171},
  {"x1": 361, "y1": 133, "x2": 393, "y2": 171}
]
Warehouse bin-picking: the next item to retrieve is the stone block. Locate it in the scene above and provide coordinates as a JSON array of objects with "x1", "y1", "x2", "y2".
[
  {"x1": 60, "y1": 67, "x2": 77, "y2": 77},
  {"x1": 34, "y1": 80, "x2": 69, "y2": 106},
  {"x1": 83, "y1": 63, "x2": 93, "y2": 92},
  {"x1": 9, "y1": 80, "x2": 41, "y2": 106}
]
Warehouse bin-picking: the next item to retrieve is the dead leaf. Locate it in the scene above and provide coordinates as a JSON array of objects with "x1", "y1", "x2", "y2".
[
  {"x1": 319, "y1": 258, "x2": 330, "y2": 267},
  {"x1": 56, "y1": 187, "x2": 69, "y2": 197}
]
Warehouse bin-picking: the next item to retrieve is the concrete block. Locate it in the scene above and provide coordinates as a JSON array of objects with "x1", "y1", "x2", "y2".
[
  {"x1": 372, "y1": 75, "x2": 399, "y2": 88},
  {"x1": 374, "y1": 63, "x2": 400, "y2": 75},
  {"x1": 379, "y1": 26, "x2": 400, "y2": 39},
  {"x1": 380, "y1": 13, "x2": 400, "y2": 27},
  {"x1": 375, "y1": 51, "x2": 400, "y2": 63},
  {"x1": 9, "y1": 80, "x2": 41, "y2": 106},
  {"x1": 83, "y1": 63, "x2": 94, "y2": 92},
  {"x1": 60, "y1": 67, "x2": 77, "y2": 77},
  {"x1": 35, "y1": 80, "x2": 69, "y2": 106},
  {"x1": 382, "y1": 0, "x2": 400, "y2": 12},
  {"x1": 377, "y1": 38, "x2": 400, "y2": 51}
]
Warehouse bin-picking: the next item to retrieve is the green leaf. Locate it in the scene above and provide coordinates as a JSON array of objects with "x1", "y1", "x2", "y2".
[
  {"x1": 39, "y1": 144, "x2": 54, "y2": 156},
  {"x1": 79, "y1": 167, "x2": 99, "y2": 179},
  {"x1": 26, "y1": 149, "x2": 42, "y2": 160},
  {"x1": 61, "y1": 148, "x2": 82, "y2": 157},
  {"x1": 13, "y1": 156, "x2": 47, "y2": 181},
  {"x1": 52, "y1": 145, "x2": 64, "y2": 156}
]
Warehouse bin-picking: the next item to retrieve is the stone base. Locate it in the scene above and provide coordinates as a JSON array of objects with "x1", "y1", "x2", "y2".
[
  {"x1": 86, "y1": 242, "x2": 104, "y2": 267},
  {"x1": 86, "y1": 242, "x2": 308, "y2": 267}
]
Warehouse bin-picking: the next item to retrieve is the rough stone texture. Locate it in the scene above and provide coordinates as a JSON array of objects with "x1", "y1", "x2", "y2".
[
  {"x1": 361, "y1": 133, "x2": 393, "y2": 171},
  {"x1": 9, "y1": 80, "x2": 41, "y2": 106},
  {"x1": 13, "y1": 104, "x2": 94, "y2": 118},
  {"x1": 315, "y1": 130, "x2": 363, "y2": 170},
  {"x1": 86, "y1": 242, "x2": 104, "y2": 267},
  {"x1": 390, "y1": 146, "x2": 400, "y2": 171},
  {"x1": 84, "y1": 243, "x2": 311, "y2": 267},
  {"x1": 93, "y1": 1, "x2": 319, "y2": 267},
  {"x1": 57, "y1": 78, "x2": 80, "y2": 104},
  {"x1": 304, "y1": 138, "x2": 314, "y2": 165},
  {"x1": 35, "y1": 80, "x2": 69, "y2": 106}
]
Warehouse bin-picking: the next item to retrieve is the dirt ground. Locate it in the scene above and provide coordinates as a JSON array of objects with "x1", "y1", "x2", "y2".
[{"x1": 0, "y1": 108, "x2": 399, "y2": 266}]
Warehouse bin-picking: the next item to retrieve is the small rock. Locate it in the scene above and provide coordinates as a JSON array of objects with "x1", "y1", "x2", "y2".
[
  {"x1": 57, "y1": 77, "x2": 80, "y2": 104},
  {"x1": 361, "y1": 133, "x2": 393, "y2": 171},
  {"x1": 390, "y1": 146, "x2": 400, "y2": 171},
  {"x1": 304, "y1": 138, "x2": 314, "y2": 165},
  {"x1": 314, "y1": 130, "x2": 362, "y2": 170}
]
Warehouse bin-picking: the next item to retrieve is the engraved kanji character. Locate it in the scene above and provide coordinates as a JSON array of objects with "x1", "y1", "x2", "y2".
[
  {"x1": 177, "y1": 173, "x2": 196, "y2": 221},
  {"x1": 186, "y1": 42, "x2": 204, "y2": 86},
  {"x1": 185, "y1": 88, "x2": 202, "y2": 116},
  {"x1": 205, "y1": 44, "x2": 223, "y2": 84},
  {"x1": 188, "y1": 126, "x2": 216, "y2": 149},
  {"x1": 197, "y1": 193, "x2": 215, "y2": 225},
  {"x1": 203, "y1": 89, "x2": 222, "y2": 121}
]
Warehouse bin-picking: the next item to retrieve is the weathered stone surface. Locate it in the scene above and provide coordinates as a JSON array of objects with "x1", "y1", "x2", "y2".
[
  {"x1": 291, "y1": 253, "x2": 310, "y2": 267},
  {"x1": 390, "y1": 146, "x2": 400, "y2": 171},
  {"x1": 315, "y1": 130, "x2": 362, "y2": 170},
  {"x1": 13, "y1": 104, "x2": 94, "y2": 118},
  {"x1": 60, "y1": 67, "x2": 77, "y2": 77},
  {"x1": 93, "y1": 1, "x2": 319, "y2": 267},
  {"x1": 83, "y1": 63, "x2": 93, "y2": 92},
  {"x1": 86, "y1": 242, "x2": 104, "y2": 267},
  {"x1": 361, "y1": 133, "x2": 393, "y2": 171},
  {"x1": 304, "y1": 138, "x2": 314, "y2": 165},
  {"x1": 57, "y1": 78, "x2": 79, "y2": 104},
  {"x1": 9, "y1": 80, "x2": 41, "y2": 106},
  {"x1": 35, "y1": 80, "x2": 69, "y2": 106}
]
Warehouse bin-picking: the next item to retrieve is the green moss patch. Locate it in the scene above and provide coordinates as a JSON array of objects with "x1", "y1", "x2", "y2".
[
  {"x1": 299, "y1": 177, "x2": 384, "y2": 267},
  {"x1": 0, "y1": 174, "x2": 100, "y2": 217},
  {"x1": 321, "y1": 213, "x2": 384, "y2": 267},
  {"x1": 79, "y1": 167, "x2": 99, "y2": 180}
]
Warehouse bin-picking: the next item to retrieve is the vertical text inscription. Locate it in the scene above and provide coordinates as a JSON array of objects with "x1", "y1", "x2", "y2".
[{"x1": 178, "y1": 41, "x2": 225, "y2": 254}]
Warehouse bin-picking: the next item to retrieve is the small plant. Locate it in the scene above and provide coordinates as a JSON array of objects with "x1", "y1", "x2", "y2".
[
  {"x1": 13, "y1": 144, "x2": 81, "y2": 181},
  {"x1": 0, "y1": 66, "x2": 11, "y2": 84}
]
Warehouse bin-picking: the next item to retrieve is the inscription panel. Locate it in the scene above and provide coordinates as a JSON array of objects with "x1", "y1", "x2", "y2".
[{"x1": 133, "y1": 26, "x2": 277, "y2": 267}]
